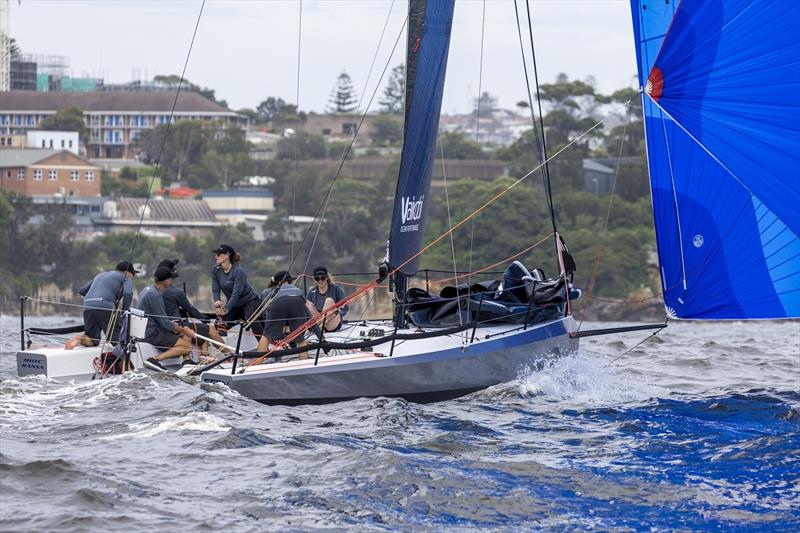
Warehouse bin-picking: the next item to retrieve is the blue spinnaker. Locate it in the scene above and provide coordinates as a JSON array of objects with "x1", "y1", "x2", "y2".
[
  {"x1": 388, "y1": 0, "x2": 455, "y2": 275},
  {"x1": 630, "y1": 0, "x2": 800, "y2": 319}
]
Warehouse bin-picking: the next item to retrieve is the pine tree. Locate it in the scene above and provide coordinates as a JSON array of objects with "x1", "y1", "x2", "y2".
[
  {"x1": 379, "y1": 64, "x2": 405, "y2": 114},
  {"x1": 328, "y1": 71, "x2": 359, "y2": 113}
]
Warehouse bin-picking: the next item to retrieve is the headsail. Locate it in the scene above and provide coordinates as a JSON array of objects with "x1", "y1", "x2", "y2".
[
  {"x1": 630, "y1": 0, "x2": 800, "y2": 319},
  {"x1": 388, "y1": 0, "x2": 455, "y2": 275}
]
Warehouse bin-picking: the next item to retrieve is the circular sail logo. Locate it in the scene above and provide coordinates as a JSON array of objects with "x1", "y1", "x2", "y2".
[{"x1": 693, "y1": 234, "x2": 704, "y2": 248}]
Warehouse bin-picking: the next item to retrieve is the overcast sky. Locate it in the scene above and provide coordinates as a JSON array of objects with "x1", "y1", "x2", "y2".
[{"x1": 10, "y1": 0, "x2": 638, "y2": 114}]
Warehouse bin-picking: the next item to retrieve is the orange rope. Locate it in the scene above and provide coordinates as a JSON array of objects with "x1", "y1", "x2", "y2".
[{"x1": 243, "y1": 117, "x2": 620, "y2": 371}]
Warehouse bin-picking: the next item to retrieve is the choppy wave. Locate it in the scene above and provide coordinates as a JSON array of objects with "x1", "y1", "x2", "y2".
[{"x1": 0, "y1": 318, "x2": 798, "y2": 531}]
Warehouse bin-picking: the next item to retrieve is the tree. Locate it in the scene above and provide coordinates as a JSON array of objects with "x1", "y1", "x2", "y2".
[
  {"x1": 153, "y1": 74, "x2": 228, "y2": 108},
  {"x1": 276, "y1": 131, "x2": 326, "y2": 160},
  {"x1": 136, "y1": 120, "x2": 209, "y2": 183},
  {"x1": 379, "y1": 65, "x2": 405, "y2": 114},
  {"x1": 328, "y1": 72, "x2": 359, "y2": 113},
  {"x1": 438, "y1": 131, "x2": 485, "y2": 160},
  {"x1": 255, "y1": 97, "x2": 306, "y2": 128},
  {"x1": 370, "y1": 114, "x2": 403, "y2": 146},
  {"x1": 39, "y1": 107, "x2": 88, "y2": 145}
]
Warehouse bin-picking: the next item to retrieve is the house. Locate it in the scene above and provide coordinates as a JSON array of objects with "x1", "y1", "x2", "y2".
[
  {"x1": 0, "y1": 91, "x2": 247, "y2": 159},
  {"x1": 0, "y1": 148, "x2": 101, "y2": 197}
]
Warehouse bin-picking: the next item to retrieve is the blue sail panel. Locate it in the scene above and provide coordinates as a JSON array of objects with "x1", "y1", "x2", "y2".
[
  {"x1": 630, "y1": 0, "x2": 800, "y2": 319},
  {"x1": 388, "y1": 0, "x2": 455, "y2": 275}
]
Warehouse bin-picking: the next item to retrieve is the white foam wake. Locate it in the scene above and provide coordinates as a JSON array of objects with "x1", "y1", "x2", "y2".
[
  {"x1": 517, "y1": 350, "x2": 665, "y2": 407},
  {"x1": 104, "y1": 412, "x2": 230, "y2": 440}
]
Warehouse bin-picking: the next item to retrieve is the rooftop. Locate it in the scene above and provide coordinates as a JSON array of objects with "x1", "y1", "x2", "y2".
[{"x1": 0, "y1": 90, "x2": 236, "y2": 115}]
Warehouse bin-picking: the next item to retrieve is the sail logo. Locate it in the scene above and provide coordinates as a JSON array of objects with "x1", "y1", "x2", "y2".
[
  {"x1": 399, "y1": 195, "x2": 424, "y2": 233},
  {"x1": 401, "y1": 195, "x2": 424, "y2": 224}
]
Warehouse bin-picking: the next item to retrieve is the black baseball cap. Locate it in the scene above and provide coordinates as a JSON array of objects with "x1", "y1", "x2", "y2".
[
  {"x1": 312, "y1": 266, "x2": 328, "y2": 277},
  {"x1": 116, "y1": 261, "x2": 140, "y2": 275},
  {"x1": 154, "y1": 266, "x2": 174, "y2": 282},
  {"x1": 157, "y1": 258, "x2": 180, "y2": 277},
  {"x1": 269, "y1": 270, "x2": 294, "y2": 287},
  {"x1": 212, "y1": 244, "x2": 236, "y2": 256}
]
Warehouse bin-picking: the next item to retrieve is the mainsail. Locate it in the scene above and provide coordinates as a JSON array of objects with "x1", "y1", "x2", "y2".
[
  {"x1": 630, "y1": 0, "x2": 800, "y2": 319},
  {"x1": 388, "y1": 0, "x2": 455, "y2": 275}
]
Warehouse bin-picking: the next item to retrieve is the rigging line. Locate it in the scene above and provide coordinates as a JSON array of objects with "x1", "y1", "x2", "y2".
[
  {"x1": 291, "y1": 0, "x2": 395, "y2": 270},
  {"x1": 468, "y1": 0, "x2": 487, "y2": 311},
  {"x1": 303, "y1": 0, "x2": 402, "y2": 272},
  {"x1": 291, "y1": 0, "x2": 303, "y2": 264},
  {"x1": 244, "y1": 104, "x2": 629, "y2": 370},
  {"x1": 287, "y1": 15, "x2": 407, "y2": 276},
  {"x1": 577, "y1": 103, "x2": 632, "y2": 333},
  {"x1": 440, "y1": 141, "x2": 463, "y2": 333},
  {"x1": 512, "y1": 0, "x2": 551, "y2": 224},
  {"x1": 659, "y1": 106, "x2": 688, "y2": 291},
  {"x1": 129, "y1": 0, "x2": 206, "y2": 260},
  {"x1": 644, "y1": 93, "x2": 764, "y2": 209},
  {"x1": 607, "y1": 324, "x2": 667, "y2": 366}
]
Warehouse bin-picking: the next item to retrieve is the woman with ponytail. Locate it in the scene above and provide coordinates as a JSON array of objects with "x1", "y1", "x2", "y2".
[{"x1": 210, "y1": 244, "x2": 264, "y2": 339}]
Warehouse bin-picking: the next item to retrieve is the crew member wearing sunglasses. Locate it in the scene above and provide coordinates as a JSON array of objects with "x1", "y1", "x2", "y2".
[{"x1": 305, "y1": 266, "x2": 348, "y2": 332}]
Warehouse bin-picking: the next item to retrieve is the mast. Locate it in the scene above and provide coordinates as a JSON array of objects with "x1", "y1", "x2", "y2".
[{"x1": 388, "y1": 0, "x2": 455, "y2": 328}]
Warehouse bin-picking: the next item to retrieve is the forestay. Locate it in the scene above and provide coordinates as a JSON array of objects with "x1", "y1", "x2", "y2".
[{"x1": 630, "y1": 0, "x2": 800, "y2": 319}]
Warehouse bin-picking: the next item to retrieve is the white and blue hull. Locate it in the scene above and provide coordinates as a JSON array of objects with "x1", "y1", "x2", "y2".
[{"x1": 201, "y1": 316, "x2": 577, "y2": 404}]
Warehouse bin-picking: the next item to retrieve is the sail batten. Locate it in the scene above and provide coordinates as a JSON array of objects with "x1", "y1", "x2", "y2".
[
  {"x1": 630, "y1": 0, "x2": 800, "y2": 319},
  {"x1": 388, "y1": 0, "x2": 455, "y2": 275}
]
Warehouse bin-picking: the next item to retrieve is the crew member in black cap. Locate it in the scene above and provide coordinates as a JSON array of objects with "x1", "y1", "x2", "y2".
[
  {"x1": 256, "y1": 271, "x2": 311, "y2": 358},
  {"x1": 65, "y1": 261, "x2": 138, "y2": 350},
  {"x1": 159, "y1": 258, "x2": 230, "y2": 356},
  {"x1": 138, "y1": 266, "x2": 208, "y2": 370},
  {"x1": 305, "y1": 266, "x2": 348, "y2": 332},
  {"x1": 210, "y1": 244, "x2": 264, "y2": 340}
]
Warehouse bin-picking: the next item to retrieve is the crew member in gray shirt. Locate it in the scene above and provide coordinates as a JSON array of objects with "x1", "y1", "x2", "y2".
[
  {"x1": 138, "y1": 266, "x2": 199, "y2": 370},
  {"x1": 65, "y1": 261, "x2": 138, "y2": 350},
  {"x1": 256, "y1": 271, "x2": 310, "y2": 359},
  {"x1": 305, "y1": 266, "x2": 348, "y2": 332},
  {"x1": 211, "y1": 244, "x2": 264, "y2": 340},
  {"x1": 158, "y1": 258, "x2": 230, "y2": 356}
]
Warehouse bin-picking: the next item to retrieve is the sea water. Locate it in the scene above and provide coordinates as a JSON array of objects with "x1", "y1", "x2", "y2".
[{"x1": 0, "y1": 316, "x2": 798, "y2": 531}]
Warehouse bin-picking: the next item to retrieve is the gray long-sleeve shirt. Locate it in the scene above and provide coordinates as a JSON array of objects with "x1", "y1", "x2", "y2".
[
  {"x1": 162, "y1": 285, "x2": 206, "y2": 320},
  {"x1": 211, "y1": 264, "x2": 258, "y2": 313},
  {"x1": 306, "y1": 283, "x2": 348, "y2": 316},
  {"x1": 79, "y1": 271, "x2": 133, "y2": 311},
  {"x1": 137, "y1": 285, "x2": 174, "y2": 339}
]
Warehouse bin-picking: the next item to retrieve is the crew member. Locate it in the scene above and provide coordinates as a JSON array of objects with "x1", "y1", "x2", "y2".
[
  {"x1": 256, "y1": 271, "x2": 311, "y2": 359},
  {"x1": 65, "y1": 261, "x2": 137, "y2": 350},
  {"x1": 305, "y1": 266, "x2": 348, "y2": 332},
  {"x1": 158, "y1": 258, "x2": 230, "y2": 356},
  {"x1": 138, "y1": 266, "x2": 207, "y2": 370},
  {"x1": 211, "y1": 244, "x2": 264, "y2": 341}
]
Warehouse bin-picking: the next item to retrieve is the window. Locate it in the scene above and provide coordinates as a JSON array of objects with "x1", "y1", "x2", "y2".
[
  {"x1": 61, "y1": 139, "x2": 65, "y2": 148},
  {"x1": 86, "y1": 170, "x2": 95, "y2": 181},
  {"x1": 49, "y1": 140, "x2": 53, "y2": 148},
  {"x1": 17, "y1": 170, "x2": 25, "y2": 181},
  {"x1": 33, "y1": 170, "x2": 43, "y2": 180},
  {"x1": 69, "y1": 140, "x2": 73, "y2": 148},
  {"x1": 41, "y1": 140, "x2": 46, "y2": 148},
  {"x1": 70, "y1": 170, "x2": 79, "y2": 181},
  {"x1": 48, "y1": 170, "x2": 58, "y2": 181},
  {"x1": 14, "y1": 115, "x2": 21, "y2": 125},
  {"x1": 342, "y1": 123, "x2": 357, "y2": 135},
  {"x1": 131, "y1": 130, "x2": 141, "y2": 141},
  {"x1": 26, "y1": 115, "x2": 34, "y2": 126},
  {"x1": 322, "y1": 128, "x2": 332, "y2": 135}
]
